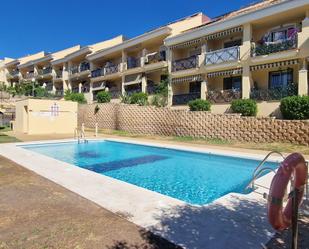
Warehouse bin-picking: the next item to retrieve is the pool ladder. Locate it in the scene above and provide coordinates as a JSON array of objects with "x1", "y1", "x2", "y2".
[
  {"x1": 74, "y1": 128, "x2": 88, "y2": 144},
  {"x1": 245, "y1": 151, "x2": 285, "y2": 192}
]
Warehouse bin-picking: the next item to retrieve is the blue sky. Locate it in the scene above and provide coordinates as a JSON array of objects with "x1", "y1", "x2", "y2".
[{"x1": 1, "y1": 0, "x2": 255, "y2": 59}]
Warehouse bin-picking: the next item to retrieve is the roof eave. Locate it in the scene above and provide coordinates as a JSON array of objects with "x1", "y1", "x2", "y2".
[
  {"x1": 88, "y1": 26, "x2": 171, "y2": 61},
  {"x1": 164, "y1": 0, "x2": 308, "y2": 46}
]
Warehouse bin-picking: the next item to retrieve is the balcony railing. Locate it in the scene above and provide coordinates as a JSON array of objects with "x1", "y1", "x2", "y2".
[
  {"x1": 92, "y1": 82, "x2": 105, "y2": 89},
  {"x1": 70, "y1": 62, "x2": 90, "y2": 75},
  {"x1": 38, "y1": 67, "x2": 52, "y2": 75},
  {"x1": 7, "y1": 70, "x2": 19, "y2": 78},
  {"x1": 91, "y1": 68, "x2": 104, "y2": 78},
  {"x1": 55, "y1": 90, "x2": 64, "y2": 96},
  {"x1": 55, "y1": 71, "x2": 63, "y2": 78},
  {"x1": 205, "y1": 46, "x2": 240, "y2": 65},
  {"x1": 127, "y1": 57, "x2": 141, "y2": 69},
  {"x1": 172, "y1": 56, "x2": 198, "y2": 72},
  {"x1": 172, "y1": 92, "x2": 200, "y2": 105},
  {"x1": 145, "y1": 51, "x2": 166, "y2": 64},
  {"x1": 251, "y1": 37, "x2": 297, "y2": 57},
  {"x1": 250, "y1": 84, "x2": 297, "y2": 101},
  {"x1": 72, "y1": 87, "x2": 79, "y2": 93},
  {"x1": 25, "y1": 72, "x2": 35, "y2": 79},
  {"x1": 207, "y1": 89, "x2": 241, "y2": 103},
  {"x1": 105, "y1": 64, "x2": 119, "y2": 75}
]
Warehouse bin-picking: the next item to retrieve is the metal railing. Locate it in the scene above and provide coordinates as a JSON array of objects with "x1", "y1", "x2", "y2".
[
  {"x1": 127, "y1": 57, "x2": 141, "y2": 69},
  {"x1": 145, "y1": 51, "x2": 166, "y2": 64},
  {"x1": 105, "y1": 64, "x2": 119, "y2": 75},
  {"x1": 91, "y1": 68, "x2": 104, "y2": 78},
  {"x1": 251, "y1": 37, "x2": 297, "y2": 57},
  {"x1": 246, "y1": 151, "x2": 285, "y2": 191},
  {"x1": 24, "y1": 72, "x2": 35, "y2": 79},
  {"x1": 205, "y1": 46, "x2": 240, "y2": 65},
  {"x1": 207, "y1": 89, "x2": 241, "y2": 103},
  {"x1": 172, "y1": 92, "x2": 200, "y2": 105},
  {"x1": 55, "y1": 71, "x2": 63, "y2": 78},
  {"x1": 55, "y1": 90, "x2": 64, "y2": 96},
  {"x1": 70, "y1": 62, "x2": 90, "y2": 75},
  {"x1": 172, "y1": 55, "x2": 198, "y2": 72},
  {"x1": 38, "y1": 67, "x2": 52, "y2": 75},
  {"x1": 250, "y1": 84, "x2": 297, "y2": 101}
]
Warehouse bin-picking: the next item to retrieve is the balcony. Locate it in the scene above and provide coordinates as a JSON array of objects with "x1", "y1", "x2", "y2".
[
  {"x1": 55, "y1": 90, "x2": 64, "y2": 96},
  {"x1": 127, "y1": 57, "x2": 141, "y2": 69},
  {"x1": 105, "y1": 64, "x2": 119, "y2": 75},
  {"x1": 24, "y1": 72, "x2": 35, "y2": 79},
  {"x1": 38, "y1": 67, "x2": 52, "y2": 76},
  {"x1": 207, "y1": 89, "x2": 241, "y2": 103},
  {"x1": 145, "y1": 51, "x2": 166, "y2": 65},
  {"x1": 55, "y1": 70, "x2": 63, "y2": 79},
  {"x1": 7, "y1": 70, "x2": 19, "y2": 78},
  {"x1": 172, "y1": 92, "x2": 200, "y2": 105},
  {"x1": 70, "y1": 62, "x2": 90, "y2": 75},
  {"x1": 250, "y1": 84, "x2": 297, "y2": 101},
  {"x1": 172, "y1": 55, "x2": 198, "y2": 72},
  {"x1": 251, "y1": 37, "x2": 297, "y2": 57},
  {"x1": 205, "y1": 46, "x2": 240, "y2": 65},
  {"x1": 91, "y1": 68, "x2": 104, "y2": 78}
]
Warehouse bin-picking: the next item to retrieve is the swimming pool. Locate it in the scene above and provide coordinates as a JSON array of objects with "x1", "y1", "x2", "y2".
[{"x1": 21, "y1": 140, "x2": 278, "y2": 205}]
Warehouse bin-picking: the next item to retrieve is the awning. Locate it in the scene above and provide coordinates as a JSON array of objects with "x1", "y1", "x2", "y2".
[
  {"x1": 207, "y1": 68, "x2": 243, "y2": 78},
  {"x1": 172, "y1": 74, "x2": 203, "y2": 84},
  {"x1": 170, "y1": 38, "x2": 203, "y2": 50},
  {"x1": 204, "y1": 26, "x2": 243, "y2": 40},
  {"x1": 170, "y1": 26, "x2": 242, "y2": 50},
  {"x1": 250, "y1": 59, "x2": 299, "y2": 71}
]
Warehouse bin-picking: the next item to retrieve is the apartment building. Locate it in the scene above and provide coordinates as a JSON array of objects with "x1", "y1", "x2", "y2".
[
  {"x1": 0, "y1": 13, "x2": 208, "y2": 103},
  {"x1": 0, "y1": 0, "x2": 308, "y2": 112},
  {"x1": 164, "y1": 0, "x2": 309, "y2": 111}
]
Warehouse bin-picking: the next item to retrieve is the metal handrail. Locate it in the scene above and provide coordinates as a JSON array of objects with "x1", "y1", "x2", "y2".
[
  {"x1": 245, "y1": 151, "x2": 285, "y2": 191},
  {"x1": 252, "y1": 151, "x2": 285, "y2": 178},
  {"x1": 246, "y1": 167, "x2": 276, "y2": 190}
]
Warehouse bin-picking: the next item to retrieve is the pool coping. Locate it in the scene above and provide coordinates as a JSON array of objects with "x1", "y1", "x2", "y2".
[{"x1": 0, "y1": 138, "x2": 280, "y2": 249}]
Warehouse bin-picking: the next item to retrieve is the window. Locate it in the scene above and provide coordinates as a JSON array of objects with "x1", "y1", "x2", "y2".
[
  {"x1": 223, "y1": 76, "x2": 242, "y2": 90},
  {"x1": 269, "y1": 69, "x2": 293, "y2": 89},
  {"x1": 189, "y1": 81, "x2": 201, "y2": 93},
  {"x1": 270, "y1": 27, "x2": 295, "y2": 42}
]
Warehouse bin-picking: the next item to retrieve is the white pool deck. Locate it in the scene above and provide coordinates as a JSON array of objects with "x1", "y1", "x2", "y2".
[{"x1": 0, "y1": 138, "x2": 282, "y2": 249}]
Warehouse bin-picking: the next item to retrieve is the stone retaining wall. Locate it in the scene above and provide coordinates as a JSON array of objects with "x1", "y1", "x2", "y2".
[{"x1": 78, "y1": 103, "x2": 309, "y2": 145}]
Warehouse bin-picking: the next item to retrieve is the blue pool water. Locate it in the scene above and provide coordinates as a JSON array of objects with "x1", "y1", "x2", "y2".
[{"x1": 21, "y1": 141, "x2": 278, "y2": 205}]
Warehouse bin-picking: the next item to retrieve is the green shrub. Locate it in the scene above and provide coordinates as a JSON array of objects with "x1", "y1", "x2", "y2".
[
  {"x1": 280, "y1": 95, "x2": 309, "y2": 120},
  {"x1": 188, "y1": 99, "x2": 211, "y2": 111},
  {"x1": 129, "y1": 92, "x2": 148, "y2": 106},
  {"x1": 230, "y1": 99, "x2": 257, "y2": 116},
  {"x1": 64, "y1": 90, "x2": 86, "y2": 104},
  {"x1": 96, "y1": 91, "x2": 111, "y2": 103}
]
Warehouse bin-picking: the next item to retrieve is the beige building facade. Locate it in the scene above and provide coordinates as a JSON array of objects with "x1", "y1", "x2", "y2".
[{"x1": 1, "y1": 0, "x2": 308, "y2": 115}]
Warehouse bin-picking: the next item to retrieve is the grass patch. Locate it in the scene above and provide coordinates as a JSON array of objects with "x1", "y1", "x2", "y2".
[
  {"x1": 172, "y1": 136, "x2": 230, "y2": 145},
  {"x1": 0, "y1": 134, "x2": 20, "y2": 143}
]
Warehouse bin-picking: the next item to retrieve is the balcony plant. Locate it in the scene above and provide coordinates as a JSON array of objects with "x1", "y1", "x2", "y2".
[
  {"x1": 151, "y1": 77, "x2": 169, "y2": 107},
  {"x1": 96, "y1": 91, "x2": 111, "y2": 103},
  {"x1": 280, "y1": 95, "x2": 309, "y2": 120},
  {"x1": 231, "y1": 99, "x2": 257, "y2": 116},
  {"x1": 129, "y1": 92, "x2": 148, "y2": 106},
  {"x1": 188, "y1": 99, "x2": 211, "y2": 111},
  {"x1": 64, "y1": 90, "x2": 86, "y2": 104}
]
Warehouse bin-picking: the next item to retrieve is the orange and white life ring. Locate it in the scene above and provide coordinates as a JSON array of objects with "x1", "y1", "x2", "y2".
[{"x1": 268, "y1": 153, "x2": 307, "y2": 230}]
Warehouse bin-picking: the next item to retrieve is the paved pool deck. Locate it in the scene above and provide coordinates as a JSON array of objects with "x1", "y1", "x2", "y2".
[{"x1": 0, "y1": 137, "x2": 288, "y2": 249}]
